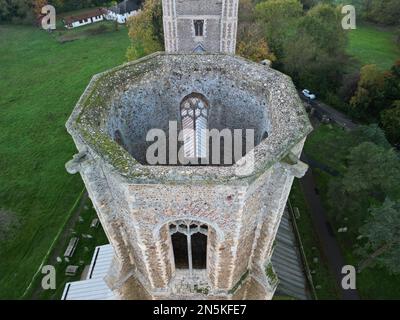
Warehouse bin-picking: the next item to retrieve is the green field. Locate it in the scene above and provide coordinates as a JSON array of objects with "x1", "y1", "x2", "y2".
[
  {"x1": 347, "y1": 24, "x2": 400, "y2": 71},
  {"x1": 0, "y1": 21, "x2": 130, "y2": 299}
]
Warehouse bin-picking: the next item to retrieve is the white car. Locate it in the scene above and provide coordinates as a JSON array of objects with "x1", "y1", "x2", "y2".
[{"x1": 302, "y1": 89, "x2": 316, "y2": 100}]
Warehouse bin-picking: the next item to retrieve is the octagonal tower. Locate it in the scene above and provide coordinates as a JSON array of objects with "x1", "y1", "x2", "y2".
[{"x1": 65, "y1": 53, "x2": 312, "y2": 299}]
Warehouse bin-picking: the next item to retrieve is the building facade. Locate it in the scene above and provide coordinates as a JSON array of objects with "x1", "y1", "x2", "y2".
[
  {"x1": 63, "y1": 9, "x2": 106, "y2": 29},
  {"x1": 162, "y1": 0, "x2": 239, "y2": 54},
  {"x1": 105, "y1": 0, "x2": 142, "y2": 24}
]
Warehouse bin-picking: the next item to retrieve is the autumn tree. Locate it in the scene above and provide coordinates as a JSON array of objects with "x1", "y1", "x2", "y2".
[
  {"x1": 237, "y1": 0, "x2": 276, "y2": 62},
  {"x1": 126, "y1": 0, "x2": 164, "y2": 61},
  {"x1": 350, "y1": 64, "x2": 386, "y2": 119},
  {"x1": 33, "y1": 0, "x2": 48, "y2": 17}
]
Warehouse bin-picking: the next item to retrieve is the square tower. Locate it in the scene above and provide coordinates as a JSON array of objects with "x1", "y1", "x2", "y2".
[{"x1": 162, "y1": 0, "x2": 239, "y2": 53}]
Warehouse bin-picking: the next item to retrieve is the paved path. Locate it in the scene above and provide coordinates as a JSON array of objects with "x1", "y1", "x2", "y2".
[
  {"x1": 300, "y1": 95, "x2": 358, "y2": 131},
  {"x1": 300, "y1": 154, "x2": 360, "y2": 300}
]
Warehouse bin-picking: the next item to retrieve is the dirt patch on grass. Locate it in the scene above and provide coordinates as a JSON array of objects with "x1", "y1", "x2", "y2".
[
  {"x1": 0, "y1": 209, "x2": 20, "y2": 242},
  {"x1": 57, "y1": 24, "x2": 111, "y2": 43}
]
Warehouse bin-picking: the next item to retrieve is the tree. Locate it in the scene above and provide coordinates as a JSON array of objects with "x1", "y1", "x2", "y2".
[
  {"x1": 327, "y1": 141, "x2": 400, "y2": 232},
  {"x1": 298, "y1": 3, "x2": 347, "y2": 55},
  {"x1": 0, "y1": 0, "x2": 11, "y2": 22},
  {"x1": 338, "y1": 71, "x2": 360, "y2": 104},
  {"x1": 382, "y1": 60, "x2": 400, "y2": 104},
  {"x1": 342, "y1": 142, "x2": 400, "y2": 199},
  {"x1": 282, "y1": 30, "x2": 346, "y2": 94},
  {"x1": 238, "y1": 0, "x2": 256, "y2": 22},
  {"x1": 33, "y1": 0, "x2": 48, "y2": 17},
  {"x1": 353, "y1": 124, "x2": 392, "y2": 150},
  {"x1": 255, "y1": 0, "x2": 303, "y2": 59},
  {"x1": 2, "y1": 0, "x2": 35, "y2": 24},
  {"x1": 282, "y1": 3, "x2": 348, "y2": 94},
  {"x1": 368, "y1": 0, "x2": 400, "y2": 26},
  {"x1": 350, "y1": 61, "x2": 400, "y2": 122},
  {"x1": 357, "y1": 198, "x2": 400, "y2": 274},
  {"x1": 237, "y1": 28, "x2": 276, "y2": 63},
  {"x1": 350, "y1": 64, "x2": 386, "y2": 119},
  {"x1": 300, "y1": 0, "x2": 318, "y2": 10},
  {"x1": 126, "y1": 0, "x2": 164, "y2": 61},
  {"x1": 237, "y1": 1, "x2": 276, "y2": 63},
  {"x1": 381, "y1": 103, "x2": 400, "y2": 145}
]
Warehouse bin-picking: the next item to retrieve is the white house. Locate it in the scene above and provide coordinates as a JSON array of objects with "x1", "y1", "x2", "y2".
[
  {"x1": 63, "y1": 8, "x2": 106, "y2": 29},
  {"x1": 105, "y1": 0, "x2": 142, "y2": 24}
]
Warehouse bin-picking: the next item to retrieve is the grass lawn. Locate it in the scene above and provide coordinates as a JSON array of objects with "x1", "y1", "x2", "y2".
[
  {"x1": 304, "y1": 124, "x2": 400, "y2": 299},
  {"x1": 0, "y1": 21, "x2": 130, "y2": 299},
  {"x1": 347, "y1": 23, "x2": 400, "y2": 71},
  {"x1": 32, "y1": 196, "x2": 109, "y2": 300}
]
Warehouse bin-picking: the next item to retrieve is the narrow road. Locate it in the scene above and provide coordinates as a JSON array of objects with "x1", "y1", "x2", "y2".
[
  {"x1": 300, "y1": 95, "x2": 358, "y2": 131},
  {"x1": 300, "y1": 153, "x2": 360, "y2": 300}
]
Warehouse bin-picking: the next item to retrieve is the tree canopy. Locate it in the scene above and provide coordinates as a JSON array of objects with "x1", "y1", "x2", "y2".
[
  {"x1": 358, "y1": 198, "x2": 400, "y2": 274},
  {"x1": 126, "y1": 0, "x2": 163, "y2": 61}
]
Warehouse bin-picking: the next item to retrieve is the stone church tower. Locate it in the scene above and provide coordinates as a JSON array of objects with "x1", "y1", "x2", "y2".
[
  {"x1": 162, "y1": 0, "x2": 239, "y2": 53},
  {"x1": 65, "y1": 1, "x2": 312, "y2": 300}
]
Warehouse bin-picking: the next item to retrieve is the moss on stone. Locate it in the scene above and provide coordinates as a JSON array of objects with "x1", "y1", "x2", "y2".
[
  {"x1": 228, "y1": 270, "x2": 249, "y2": 294},
  {"x1": 265, "y1": 262, "x2": 278, "y2": 285}
]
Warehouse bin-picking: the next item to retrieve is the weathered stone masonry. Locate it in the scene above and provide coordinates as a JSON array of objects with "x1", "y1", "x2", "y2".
[
  {"x1": 66, "y1": 53, "x2": 312, "y2": 299},
  {"x1": 163, "y1": 0, "x2": 238, "y2": 53}
]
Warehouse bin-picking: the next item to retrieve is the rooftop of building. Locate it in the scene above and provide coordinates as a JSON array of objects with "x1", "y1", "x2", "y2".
[{"x1": 63, "y1": 8, "x2": 107, "y2": 25}]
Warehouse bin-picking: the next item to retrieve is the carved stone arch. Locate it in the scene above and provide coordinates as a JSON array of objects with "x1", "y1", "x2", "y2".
[{"x1": 153, "y1": 216, "x2": 224, "y2": 242}]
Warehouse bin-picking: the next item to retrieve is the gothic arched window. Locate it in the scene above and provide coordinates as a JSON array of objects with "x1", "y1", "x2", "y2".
[
  {"x1": 169, "y1": 220, "x2": 208, "y2": 272},
  {"x1": 180, "y1": 93, "x2": 209, "y2": 159}
]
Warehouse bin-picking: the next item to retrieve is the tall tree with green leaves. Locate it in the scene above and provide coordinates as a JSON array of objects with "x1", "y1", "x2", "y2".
[
  {"x1": 298, "y1": 3, "x2": 347, "y2": 55},
  {"x1": 282, "y1": 3, "x2": 348, "y2": 94},
  {"x1": 368, "y1": 0, "x2": 400, "y2": 26},
  {"x1": 357, "y1": 198, "x2": 400, "y2": 274},
  {"x1": 381, "y1": 103, "x2": 400, "y2": 145},
  {"x1": 327, "y1": 141, "x2": 400, "y2": 233},
  {"x1": 254, "y1": 0, "x2": 303, "y2": 59}
]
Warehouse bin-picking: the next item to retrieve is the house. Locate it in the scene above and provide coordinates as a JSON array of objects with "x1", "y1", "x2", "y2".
[
  {"x1": 105, "y1": 0, "x2": 142, "y2": 24},
  {"x1": 63, "y1": 8, "x2": 107, "y2": 29}
]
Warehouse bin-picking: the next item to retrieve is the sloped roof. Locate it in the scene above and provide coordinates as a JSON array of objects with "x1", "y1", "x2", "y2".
[
  {"x1": 272, "y1": 208, "x2": 311, "y2": 300},
  {"x1": 62, "y1": 245, "x2": 115, "y2": 300},
  {"x1": 63, "y1": 8, "x2": 106, "y2": 25}
]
